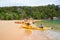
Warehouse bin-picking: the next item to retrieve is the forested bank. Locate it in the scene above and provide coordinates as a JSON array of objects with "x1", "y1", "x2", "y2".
[{"x1": 0, "y1": 4, "x2": 60, "y2": 20}]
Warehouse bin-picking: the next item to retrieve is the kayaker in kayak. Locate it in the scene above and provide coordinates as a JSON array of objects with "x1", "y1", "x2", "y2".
[
  {"x1": 38, "y1": 24, "x2": 44, "y2": 28},
  {"x1": 23, "y1": 18, "x2": 30, "y2": 25},
  {"x1": 23, "y1": 18, "x2": 37, "y2": 28}
]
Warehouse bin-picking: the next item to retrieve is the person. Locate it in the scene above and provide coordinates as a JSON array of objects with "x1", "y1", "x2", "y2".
[
  {"x1": 30, "y1": 22, "x2": 37, "y2": 28},
  {"x1": 28, "y1": 18, "x2": 37, "y2": 28},
  {"x1": 23, "y1": 18, "x2": 37, "y2": 28},
  {"x1": 38, "y1": 24, "x2": 44, "y2": 28},
  {"x1": 23, "y1": 18, "x2": 30, "y2": 26}
]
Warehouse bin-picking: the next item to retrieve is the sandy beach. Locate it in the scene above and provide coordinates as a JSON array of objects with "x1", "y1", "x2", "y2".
[{"x1": 0, "y1": 20, "x2": 53, "y2": 40}]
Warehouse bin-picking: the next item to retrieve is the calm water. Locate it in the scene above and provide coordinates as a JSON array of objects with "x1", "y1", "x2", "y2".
[
  {"x1": 44, "y1": 19, "x2": 60, "y2": 31},
  {"x1": 36, "y1": 19, "x2": 60, "y2": 40},
  {"x1": 0, "y1": 20, "x2": 60, "y2": 40},
  {"x1": 36, "y1": 19, "x2": 60, "y2": 32}
]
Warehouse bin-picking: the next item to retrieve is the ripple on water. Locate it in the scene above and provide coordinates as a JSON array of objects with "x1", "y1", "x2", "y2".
[{"x1": 45, "y1": 30, "x2": 60, "y2": 40}]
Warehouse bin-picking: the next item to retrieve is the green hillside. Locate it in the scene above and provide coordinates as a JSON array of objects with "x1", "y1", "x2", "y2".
[{"x1": 0, "y1": 4, "x2": 60, "y2": 20}]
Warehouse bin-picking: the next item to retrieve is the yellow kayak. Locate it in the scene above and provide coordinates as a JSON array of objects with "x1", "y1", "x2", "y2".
[
  {"x1": 15, "y1": 22, "x2": 52, "y2": 30},
  {"x1": 21, "y1": 25, "x2": 51, "y2": 30}
]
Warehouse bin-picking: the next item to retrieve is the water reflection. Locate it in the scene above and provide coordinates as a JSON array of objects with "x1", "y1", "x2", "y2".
[
  {"x1": 45, "y1": 30, "x2": 60, "y2": 40},
  {"x1": 24, "y1": 29, "x2": 32, "y2": 36}
]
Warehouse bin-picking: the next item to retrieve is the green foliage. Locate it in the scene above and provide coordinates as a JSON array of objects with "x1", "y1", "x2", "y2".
[{"x1": 0, "y1": 4, "x2": 60, "y2": 20}]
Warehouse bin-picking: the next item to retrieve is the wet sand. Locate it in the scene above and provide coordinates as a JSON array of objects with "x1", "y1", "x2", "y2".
[{"x1": 0, "y1": 20, "x2": 52, "y2": 40}]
